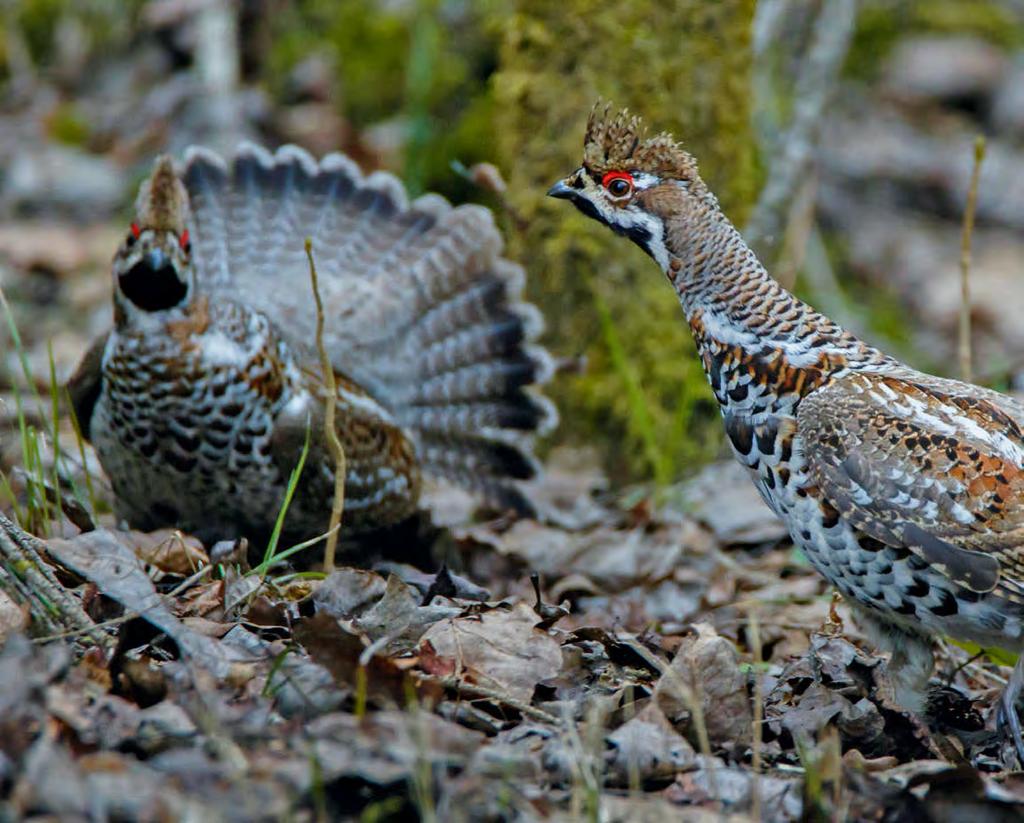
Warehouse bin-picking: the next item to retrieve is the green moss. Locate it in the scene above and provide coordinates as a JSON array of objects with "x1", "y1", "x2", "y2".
[
  {"x1": 47, "y1": 102, "x2": 89, "y2": 146},
  {"x1": 7, "y1": 0, "x2": 143, "y2": 69},
  {"x1": 492, "y1": 0, "x2": 758, "y2": 482},
  {"x1": 11, "y1": 0, "x2": 67, "y2": 65},
  {"x1": 263, "y1": 1, "x2": 505, "y2": 199},
  {"x1": 846, "y1": 0, "x2": 1024, "y2": 82}
]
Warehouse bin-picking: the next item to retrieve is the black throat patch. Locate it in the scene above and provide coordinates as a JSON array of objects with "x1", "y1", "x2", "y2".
[
  {"x1": 119, "y1": 260, "x2": 188, "y2": 312},
  {"x1": 569, "y1": 196, "x2": 656, "y2": 259}
]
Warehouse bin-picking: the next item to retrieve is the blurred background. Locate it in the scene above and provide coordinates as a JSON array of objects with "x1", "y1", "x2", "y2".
[{"x1": 2, "y1": 0, "x2": 1024, "y2": 492}]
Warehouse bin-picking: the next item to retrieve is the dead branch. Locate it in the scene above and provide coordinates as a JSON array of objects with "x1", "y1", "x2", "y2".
[
  {"x1": 305, "y1": 239, "x2": 346, "y2": 573},
  {"x1": 0, "y1": 512, "x2": 112, "y2": 649},
  {"x1": 958, "y1": 136, "x2": 986, "y2": 383},
  {"x1": 745, "y1": 0, "x2": 858, "y2": 261}
]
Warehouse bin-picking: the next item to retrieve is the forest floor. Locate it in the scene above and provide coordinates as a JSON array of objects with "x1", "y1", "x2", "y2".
[
  {"x1": 3, "y1": 227, "x2": 1024, "y2": 820},
  {"x1": 7, "y1": 13, "x2": 1024, "y2": 818}
]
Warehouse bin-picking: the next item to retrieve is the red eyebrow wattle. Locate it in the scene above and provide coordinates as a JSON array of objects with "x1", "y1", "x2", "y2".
[{"x1": 601, "y1": 171, "x2": 633, "y2": 187}]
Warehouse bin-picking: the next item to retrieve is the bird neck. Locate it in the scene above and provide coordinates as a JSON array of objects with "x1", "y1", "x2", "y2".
[{"x1": 658, "y1": 207, "x2": 891, "y2": 412}]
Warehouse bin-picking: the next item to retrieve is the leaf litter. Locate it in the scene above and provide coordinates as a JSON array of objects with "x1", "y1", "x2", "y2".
[{"x1": 4, "y1": 447, "x2": 1024, "y2": 822}]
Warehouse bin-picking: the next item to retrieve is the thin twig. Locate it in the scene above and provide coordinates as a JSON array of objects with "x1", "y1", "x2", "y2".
[
  {"x1": 745, "y1": 0, "x2": 857, "y2": 260},
  {"x1": 658, "y1": 656, "x2": 720, "y2": 805},
  {"x1": 749, "y1": 612, "x2": 764, "y2": 823},
  {"x1": 0, "y1": 512, "x2": 112, "y2": 649},
  {"x1": 958, "y1": 136, "x2": 986, "y2": 383},
  {"x1": 419, "y1": 673, "x2": 562, "y2": 725},
  {"x1": 305, "y1": 239, "x2": 346, "y2": 574},
  {"x1": 32, "y1": 562, "x2": 213, "y2": 644}
]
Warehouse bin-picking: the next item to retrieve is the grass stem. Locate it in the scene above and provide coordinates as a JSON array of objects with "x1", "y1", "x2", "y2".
[
  {"x1": 305, "y1": 238, "x2": 347, "y2": 573},
  {"x1": 958, "y1": 136, "x2": 986, "y2": 383}
]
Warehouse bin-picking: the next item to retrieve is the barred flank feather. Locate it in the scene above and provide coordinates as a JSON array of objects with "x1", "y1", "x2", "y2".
[{"x1": 181, "y1": 144, "x2": 556, "y2": 513}]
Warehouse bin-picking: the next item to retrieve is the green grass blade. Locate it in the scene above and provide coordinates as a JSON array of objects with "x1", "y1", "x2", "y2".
[
  {"x1": 586, "y1": 273, "x2": 671, "y2": 485},
  {"x1": 259, "y1": 422, "x2": 312, "y2": 572}
]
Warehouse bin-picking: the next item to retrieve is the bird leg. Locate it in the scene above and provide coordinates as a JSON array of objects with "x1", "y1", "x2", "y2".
[
  {"x1": 996, "y1": 653, "x2": 1024, "y2": 765},
  {"x1": 850, "y1": 603, "x2": 934, "y2": 712}
]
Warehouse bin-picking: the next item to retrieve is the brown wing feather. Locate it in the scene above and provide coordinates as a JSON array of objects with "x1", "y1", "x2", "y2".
[
  {"x1": 66, "y1": 332, "x2": 110, "y2": 440},
  {"x1": 797, "y1": 371, "x2": 1024, "y2": 593}
]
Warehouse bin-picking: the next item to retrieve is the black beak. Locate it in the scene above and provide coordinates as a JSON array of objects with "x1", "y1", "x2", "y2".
[
  {"x1": 145, "y1": 247, "x2": 168, "y2": 271},
  {"x1": 547, "y1": 179, "x2": 576, "y2": 200}
]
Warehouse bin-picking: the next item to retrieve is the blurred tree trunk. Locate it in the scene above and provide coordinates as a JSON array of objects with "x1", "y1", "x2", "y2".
[{"x1": 493, "y1": 0, "x2": 759, "y2": 483}]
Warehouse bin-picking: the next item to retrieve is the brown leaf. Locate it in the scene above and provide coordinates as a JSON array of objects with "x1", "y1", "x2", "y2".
[
  {"x1": 681, "y1": 461, "x2": 788, "y2": 545},
  {"x1": 607, "y1": 703, "x2": 697, "y2": 782},
  {"x1": 418, "y1": 602, "x2": 563, "y2": 704},
  {"x1": 418, "y1": 639, "x2": 457, "y2": 677},
  {"x1": 655, "y1": 622, "x2": 752, "y2": 752},
  {"x1": 0, "y1": 589, "x2": 28, "y2": 643},
  {"x1": 46, "y1": 530, "x2": 252, "y2": 681},
  {"x1": 127, "y1": 529, "x2": 209, "y2": 576},
  {"x1": 313, "y1": 568, "x2": 387, "y2": 619},
  {"x1": 292, "y1": 612, "x2": 437, "y2": 706}
]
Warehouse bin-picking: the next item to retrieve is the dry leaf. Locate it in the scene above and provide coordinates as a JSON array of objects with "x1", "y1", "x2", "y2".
[
  {"x1": 655, "y1": 622, "x2": 752, "y2": 752},
  {"x1": 418, "y1": 602, "x2": 563, "y2": 703}
]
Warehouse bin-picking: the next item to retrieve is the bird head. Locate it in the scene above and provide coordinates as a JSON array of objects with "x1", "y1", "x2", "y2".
[
  {"x1": 547, "y1": 102, "x2": 719, "y2": 270},
  {"x1": 112, "y1": 155, "x2": 195, "y2": 325}
]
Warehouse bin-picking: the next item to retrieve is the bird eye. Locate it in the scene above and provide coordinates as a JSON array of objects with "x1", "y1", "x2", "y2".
[{"x1": 602, "y1": 172, "x2": 634, "y2": 198}]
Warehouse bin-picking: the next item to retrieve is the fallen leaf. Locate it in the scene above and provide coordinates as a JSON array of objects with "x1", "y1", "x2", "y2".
[
  {"x1": 0, "y1": 589, "x2": 28, "y2": 643},
  {"x1": 655, "y1": 622, "x2": 752, "y2": 752},
  {"x1": 47, "y1": 530, "x2": 253, "y2": 681},
  {"x1": 680, "y1": 461, "x2": 788, "y2": 545},
  {"x1": 313, "y1": 567, "x2": 388, "y2": 619},
  {"x1": 606, "y1": 703, "x2": 696, "y2": 782},
  {"x1": 128, "y1": 529, "x2": 208, "y2": 576},
  {"x1": 419, "y1": 602, "x2": 563, "y2": 704}
]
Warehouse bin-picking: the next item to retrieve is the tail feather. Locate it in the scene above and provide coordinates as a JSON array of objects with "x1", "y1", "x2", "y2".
[
  {"x1": 400, "y1": 401, "x2": 547, "y2": 435},
  {"x1": 180, "y1": 143, "x2": 557, "y2": 515},
  {"x1": 417, "y1": 317, "x2": 525, "y2": 372},
  {"x1": 418, "y1": 434, "x2": 539, "y2": 517}
]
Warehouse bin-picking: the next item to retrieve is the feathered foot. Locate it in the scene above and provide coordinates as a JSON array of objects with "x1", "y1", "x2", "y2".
[{"x1": 996, "y1": 654, "x2": 1024, "y2": 766}]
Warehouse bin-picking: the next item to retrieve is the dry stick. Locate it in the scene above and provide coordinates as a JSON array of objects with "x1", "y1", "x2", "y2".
[
  {"x1": 0, "y1": 512, "x2": 112, "y2": 649},
  {"x1": 959, "y1": 136, "x2": 986, "y2": 384},
  {"x1": 305, "y1": 239, "x2": 346, "y2": 573},
  {"x1": 32, "y1": 562, "x2": 214, "y2": 644},
  {"x1": 749, "y1": 612, "x2": 764, "y2": 823},
  {"x1": 419, "y1": 673, "x2": 562, "y2": 725},
  {"x1": 745, "y1": 0, "x2": 857, "y2": 260},
  {"x1": 658, "y1": 660, "x2": 720, "y2": 806}
]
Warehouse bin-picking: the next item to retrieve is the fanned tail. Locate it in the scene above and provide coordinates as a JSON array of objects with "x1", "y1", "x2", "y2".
[{"x1": 180, "y1": 143, "x2": 556, "y2": 515}]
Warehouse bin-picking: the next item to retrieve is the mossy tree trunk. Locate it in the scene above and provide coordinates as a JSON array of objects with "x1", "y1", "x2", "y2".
[{"x1": 493, "y1": 0, "x2": 759, "y2": 483}]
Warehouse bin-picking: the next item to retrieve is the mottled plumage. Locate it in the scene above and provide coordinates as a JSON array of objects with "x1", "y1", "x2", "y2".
[
  {"x1": 550, "y1": 101, "x2": 1024, "y2": 758},
  {"x1": 70, "y1": 145, "x2": 555, "y2": 544}
]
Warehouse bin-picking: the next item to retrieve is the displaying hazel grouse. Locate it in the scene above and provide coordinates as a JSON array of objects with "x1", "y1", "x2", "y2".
[
  {"x1": 550, "y1": 103, "x2": 1024, "y2": 757},
  {"x1": 69, "y1": 146, "x2": 555, "y2": 543}
]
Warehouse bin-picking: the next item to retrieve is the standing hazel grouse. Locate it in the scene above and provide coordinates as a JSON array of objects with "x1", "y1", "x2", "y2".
[
  {"x1": 69, "y1": 146, "x2": 555, "y2": 544},
  {"x1": 550, "y1": 103, "x2": 1024, "y2": 758}
]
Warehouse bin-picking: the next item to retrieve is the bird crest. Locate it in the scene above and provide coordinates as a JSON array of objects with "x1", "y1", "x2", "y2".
[
  {"x1": 135, "y1": 155, "x2": 189, "y2": 232},
  {"x1": 583, "y1": 101, "x2": 700, "y2": 181}
]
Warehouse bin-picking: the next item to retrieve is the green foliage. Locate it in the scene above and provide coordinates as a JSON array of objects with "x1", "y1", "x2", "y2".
[
  {"x1": 949, "y1": 638, "x2": 1019, "y2": 668},
  {"x1": 3, "y1": 0, "x2": 142, "y2": 74},
  {"x1": 263, "y1": 0, "x2": 505, "y2": 199},
  {"x1": 492, "y1": 0, "x2": 758, "y2": 481},
  {"x1": 0, "y1": 287, "x2": 96, "y2": 536},
  {"x1": 253, "y1": 425, "x2": 312, "y2": 578},
  {"x1": 47, "y1": 102, "x2": 89, "y2": 146},
  {"x1": 847, "y1": 0, "x2": 1024, "y2": 82},
  {"x1": 259, "y1": 1, "x2": 761, "y2": 482}
]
